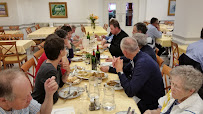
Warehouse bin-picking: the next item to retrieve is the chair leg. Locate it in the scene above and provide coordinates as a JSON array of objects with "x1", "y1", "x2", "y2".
[{"x1": 4, "y1": 63, "x2": 6, "y2": 69}]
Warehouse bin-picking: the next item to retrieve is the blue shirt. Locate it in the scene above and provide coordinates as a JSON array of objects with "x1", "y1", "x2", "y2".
[
  {"x1": 147, "y1": 24, "x2": 162, "y2": 39},
  {"x1": 0, "y1": 99, "x2": 41, "y2": 114},
  {"x1": 186, "y1": 39, "x2": 203, "y2": 71}
]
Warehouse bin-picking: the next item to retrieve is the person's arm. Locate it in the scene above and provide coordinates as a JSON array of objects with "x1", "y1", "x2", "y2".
[
  {"x1": 143, "y1": 108, "x2": 161, "y2": 114},
  {"x1": 67, "y1": 49, "x2": 74, "y2": 58},
  {"x1": 152, "y1": 28, "x2": 162, "y2": 38},
  {"x1": 38, "y1": 76, "x2": 58, "y2": 114}
]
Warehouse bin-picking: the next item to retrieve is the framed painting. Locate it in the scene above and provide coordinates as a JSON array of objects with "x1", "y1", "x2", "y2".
[
  {"x1": 49, "y1": 2, "x2": 67, "y2": 18},
  {"x1": 168, "y1": 0, "x2": 176, "y2": 16},
  {"x1": 0, "y1": 3, "x2": 8, "y2": 17}
]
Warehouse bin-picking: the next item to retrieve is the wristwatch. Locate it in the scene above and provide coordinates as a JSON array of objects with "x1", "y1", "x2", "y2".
[{"x1": 118, "y1": 72, "x2": 124, "y2": 75}]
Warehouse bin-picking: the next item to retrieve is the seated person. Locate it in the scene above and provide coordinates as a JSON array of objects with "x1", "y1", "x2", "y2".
[
  {"x1": 113, "y1": 37, "x2": 165, "y2": 113},
  {"x1": 100, "y1": 33, "x2": 157, "y2": 73},
  {"x1": 144, "y1": 65, "x2": 203, "y2": 114},
  {"x1": 0, "y1": 69, "x2": 58, "y2": 114},
  {"x1": 71, "y1": 25, "x2": 80, "y2": 41},
  {"x1": 32, "y1": 36, "x2": 70, "y2": 104}
]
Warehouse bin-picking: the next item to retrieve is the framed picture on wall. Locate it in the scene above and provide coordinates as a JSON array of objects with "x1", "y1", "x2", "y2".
[
  {"x1": 49, "y1": 2, "x2": 67, "y2": 18},
  {"x1": 0, "y1": 2, "x2": 8, "y2": 17},
  {"x1": 168, "y1": 0, "x2": 176, "y2": 16}
]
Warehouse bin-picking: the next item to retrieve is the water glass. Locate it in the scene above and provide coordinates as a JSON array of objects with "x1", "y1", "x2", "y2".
[{"x1": 102, "y1": 86, "x2": 116, "y2": 111}]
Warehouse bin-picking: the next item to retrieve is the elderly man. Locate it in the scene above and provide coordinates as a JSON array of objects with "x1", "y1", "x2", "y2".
[
  {"x1": 32, "y1": 36, "x2": 69, "y2": 104},
  {"x1": 102, "y1": 18, "x2": 128, "y2": 57},
  {"x1": 0, "y1": 69, "x2": 58, "y2": 113},
  {"x1": 113, "y1": 37, "x2": 165, "y2": 113},
  {"x1": 144, "y1": 65, "x2": 203, "y2": 114}
]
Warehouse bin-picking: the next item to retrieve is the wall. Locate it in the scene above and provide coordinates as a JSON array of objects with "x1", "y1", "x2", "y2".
[
  {"x1": 145, "y1": 0, "x2": 175, "y2": 21},
  {"x1": 0, "y1": 0, "x2": 20, "y2": 25}
]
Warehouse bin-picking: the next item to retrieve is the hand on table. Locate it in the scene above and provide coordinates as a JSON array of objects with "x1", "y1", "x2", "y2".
[
  {"x1": 100, "y1": 66, "x2": 109, "y2": 72},
  {"x1": 101, "y1": 39, "x2": 107, "y2": 46},
  {"x1": 44, "y1": 76, "x2": 58, "y2": 95}
]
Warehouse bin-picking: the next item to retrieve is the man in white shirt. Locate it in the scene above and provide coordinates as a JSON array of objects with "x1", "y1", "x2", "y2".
[{"x1": 0, "y1": 69, "x2": 58, "y2": 114}]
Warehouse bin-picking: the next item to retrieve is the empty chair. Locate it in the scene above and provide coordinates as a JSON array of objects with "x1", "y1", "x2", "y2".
[
  {"x1": 156, "y1": 54, "x2": 164, "y2": 68},
  {"x1": 21, "y1": 58, "x2": 36, "y2": 91},
  {"x1": 26, "y1": 27, "x2": 32, "y2": 34},
  {"x1": 33, "y1": 48, "x2": 44, "y2": 62},
  {"x1": 35, "y1": 24, "x2": 40, "y2": 30},
  {"x1": 9, "y1": 26, "x2": 20, "y2": 30},
  {"x1": 161, "y1": 64, "x2": 172, "y2": 93},
  {"x1": 0, "y1": 41, "x2": 27, "y2": 69},
  {"x1": 9, "y1": 34, "x2": 24, "y2": 40},
  {"x1": 171, "y1": 41, "x2": 179, "y2": 68}
]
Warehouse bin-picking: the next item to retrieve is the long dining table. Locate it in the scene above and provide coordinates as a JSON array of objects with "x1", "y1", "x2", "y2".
[
  {"x1": 53, "y1": 40, "x2": 141, "y2": 114},
  {"x1": 85, "y1": 26, "x2": 108, "y2": 36},
  {"x1": 4, "y1": 30, "x2": 23, "y2": 34},
  {"x1": 27, "y1": 27, "x2": 57, "y2": 40}
]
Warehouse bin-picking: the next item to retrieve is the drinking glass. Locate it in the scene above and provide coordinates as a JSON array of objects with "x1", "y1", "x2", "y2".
[{"x1": 102, "y1": 86, "x2": 116, "y2": 111}]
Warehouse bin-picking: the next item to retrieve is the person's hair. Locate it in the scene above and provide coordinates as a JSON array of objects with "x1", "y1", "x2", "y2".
[
  {"x1": 132, "y1": 33, "x2": 148, "y2": 46},
  {"x1": 150, "y1": 17, "x2": 158, "y2": 24},
  {"x1": 71, "y1": 25, "x2": 76, "y2": 29},
  {"x1": 44, "y1": 34, "x2": 65, "y2": 60},
  {"x1": 109, "y1": 18, "x2": 120, "y2": 29},
  {"x1": 134, "y1": 22, "x2": 148, "y2": 34},
  {"x1": 170, "y1": 65, "x2": 203, "y2": 93},
  {"x1": 45, "y1": 34, "x2": 59, "y2": 41},
  {"x1": 54, "y1": 29, "x2": 67, "y2": 39},
  {"x1": 61, "y1": 26, "x2": 72, "y2": 33},
  {"x1": 120, "y1": 37, "x2": 139, "y2": 53},
  {"x1": 201, "y1": 28, "x2": 203, "y2": 38},
  {"x1": 0, "y1": 69, "x2": 25, "y2": 101}
]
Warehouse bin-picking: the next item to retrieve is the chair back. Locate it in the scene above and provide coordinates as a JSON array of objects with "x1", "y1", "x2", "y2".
[
  {"x1": 37, "y1": 41, "x2": 45, "y2": 49},
  {"x1": 155, "y1": 48, "x2": 159, "y2": 55},
  {"x1": 0, "y1": 26, "x2": 3, "y2": 30},
  {"x1": 171, "y1": 41, "x2": 179, "y2": 67},
  {"x1": 103, "y1": 24, "x2": 108, "y2": 31},
  {"x1": 26, "y1": 27, "x2": 32, "y2": 34},
  {"x1": 9, "y1": 26, "x2": 20, "y2": 30},
  {"x1": 161, "y1": 64, "x2": 172, "y2": 93},
  {"x1": 0, "y1": 29, "x2": 5, "y2": 35},
  {"x1": 21, "y1": 58, "x2": 36, "y2": 91},
  {"x1": 0, "y1": 34, "x2": 24, "y2": 40},
  {"x1": 35, "y1": 24, "x2": 40, "y2": 30},
  {"x1": 156, "y1": 54, "x2": 164, "y2": 68},
  {"x1": 80, "y1": 24, "x2": 86, "y2": 34},
  {"x1": 33, "y1": 48, "x2": 44, "y2": 62}
]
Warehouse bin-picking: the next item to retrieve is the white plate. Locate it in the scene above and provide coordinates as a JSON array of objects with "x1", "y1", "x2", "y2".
[
  {"x1": 100, "y1": 62, "x2": 112, "y2": 67},
  {"x1": 100, "y1": 55, "x2": 108, "y2": 59},
  {"x1": 71, "y1": 57, "x2": 84, "y2": 62},
  {"x1": 105, "y1": 80, "x2": 123, "y2": 90},
  {"x1": 58, "y1": 86, "x2": 84, "y2": 99},
  {"x1": 66, "y1": 77, "x2": 82, "y2": 85},
  {"x1": 75, "y1": 70, "x2": 108, "y2": 80}
]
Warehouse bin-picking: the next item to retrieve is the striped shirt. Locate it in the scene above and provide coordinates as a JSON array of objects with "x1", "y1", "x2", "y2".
[{"x1": 0, "y1": 99, "x2": 41, "y2": 114}]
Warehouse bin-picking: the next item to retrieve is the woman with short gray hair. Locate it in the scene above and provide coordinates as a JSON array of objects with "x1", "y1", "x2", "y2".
[{"x1": 144, "y1": 65, "x2": 203, "y2": 114}]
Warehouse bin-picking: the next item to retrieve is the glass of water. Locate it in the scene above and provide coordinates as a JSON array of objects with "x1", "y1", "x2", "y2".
[{"x1": 102, "y1": 86, "x2": 116, "y2": 111}]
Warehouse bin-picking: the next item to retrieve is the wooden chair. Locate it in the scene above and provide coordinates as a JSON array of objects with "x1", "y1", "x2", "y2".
[
  {"x1": 37, "y1": 41, "x2": 45, "y2": 49},
  {"x1": 156, "y1": 54, "x2": 164, "y2": 68},
  {"x1": 80, "y1": 24, "x2": 86, "y2": 34},
  {"x1": 9, "y1": 26, "x2": 20, "y2": 30},
  {"x1": 33, "y1": 48, "x2": 44, "y2": 62},
  {"x1": 155, "y1": 48, "x2": 159, "y2": 55},
  {"x1": 0, "y1": 30, "x2": 5, "y2": 35},
  {"x1": 161, "y1": 64, "x2": 172, "y2": 93},
  {"x1": 103, "y1": 24, "x2": 108, "y2": 31},
  {"x1": 26, "y1": 27, "x2": 32, "y2": 34},
  {"x1": 143, "y1": 21, "x2": 150, "y2": 25},
  {"x1": 0, "y1": 26, "x2": 3, "y2": 30},
  {"x1": 0, "y1": 41, "x2": 27, "y2": 69},
  {"x1": 171, "y1": 41, "x2": 179, "y2": 68},
  {"x1": 35, "y1": 24, "x2": 40, "y2": 30},
  {"x1": 9, "y1": 34, "x2": 24, "y2": 40},
  {"x1": 21, "y1": 58, "x2": 36, "y2": 91}
]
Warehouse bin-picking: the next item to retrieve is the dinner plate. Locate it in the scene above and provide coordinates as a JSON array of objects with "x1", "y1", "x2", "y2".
[
  {"x1": 66, "y1": 77, "x2": 82, "y2": 85},
  {"x1": 100, "y1": 62, "x2": 112, "y2": 67},
  {"x1": 100, "y1": 55, "x2": 108, "y2": 59},
  {"x1": 58, "y1": 86, "x2": 84, "y2": 99},
  {"x1": 105, "y1": 80, "x2": 123, "y2": 90},
  {"x1": 75, "y1": 70, "x2": 108, "y2": 80},
  {"x1": 71, "y1": 57, "x2": 84, "y2": 62}
]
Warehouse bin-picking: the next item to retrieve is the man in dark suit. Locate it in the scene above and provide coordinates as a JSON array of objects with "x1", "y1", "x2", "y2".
[
  {"x1": 102, "y1": 18, "x2": 128, "y2": 57},
  {"x1": 113, "y1": 37, "x2": 165, "y2": 113}
]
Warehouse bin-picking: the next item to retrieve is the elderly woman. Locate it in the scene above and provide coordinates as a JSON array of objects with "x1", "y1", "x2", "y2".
[{"x1": 144, "y1": 65, "x2": 203, "y2": 114}]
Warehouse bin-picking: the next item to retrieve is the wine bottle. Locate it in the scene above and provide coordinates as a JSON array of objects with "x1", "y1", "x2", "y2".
[
  {"x1": 96, "y1": 45, "x2": 100, "y2": 65},
  {"x1": 87, "y1": 32, "x2": 90, "y2": 40},
  {"x1": 91, "y1": 50, "x2": 97, "y2": 70}
]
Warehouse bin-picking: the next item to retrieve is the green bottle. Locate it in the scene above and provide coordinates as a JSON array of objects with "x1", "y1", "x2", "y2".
[
  {"x1": 87, "y1": 32, "x2": 90, "y2": 40},
  {"x1": 91, "y1": 50, "x2": 97, "y2": 70},
  {"x1": 96, "y1": 45, "x2": 100, "y2": 65}
]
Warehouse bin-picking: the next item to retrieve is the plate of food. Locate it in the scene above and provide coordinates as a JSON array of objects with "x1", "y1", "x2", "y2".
[
  {"x1": 75, "y1": 70, "x2": 108, "y2": 80},
  {"x1": 106, "y1": 80, "x2": 123, "y2": 90},
  {"x1": 74, "y1": 51, "x2": 89, "y2": 56},
  {"x1": 70, "y1": 65, "x2": 85, "y2": 72},
  {"x1": 58, "y1": 86, "x2": 84, "y2": 99},
  {"x1": 66, "y1": 76, "x2": 82, "y2": 85},
  {"x1": 100, "y1": 55, "x2": 109, "y2": 59},
  {"x1": 71, "y1": 57, "x2": 84, "y2": 62}
]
